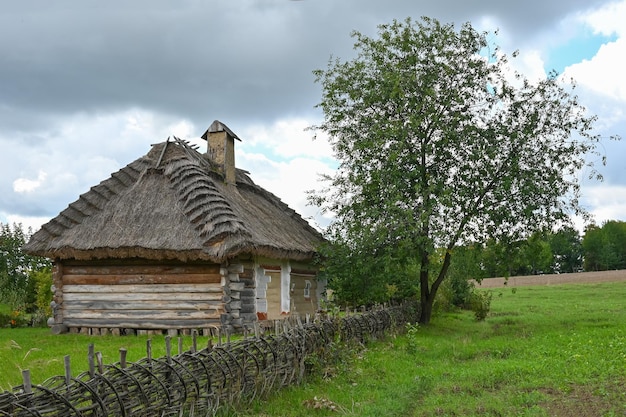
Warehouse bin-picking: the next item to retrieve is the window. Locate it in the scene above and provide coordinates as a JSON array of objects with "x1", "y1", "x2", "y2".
[{"x1": 304, "y1": 280, "x2": 312, "y2": 299}]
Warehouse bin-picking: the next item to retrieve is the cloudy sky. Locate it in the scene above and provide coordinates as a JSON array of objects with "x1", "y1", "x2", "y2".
[{"x1": 1, "y1": 0, "x2": 625, "y2": 235}]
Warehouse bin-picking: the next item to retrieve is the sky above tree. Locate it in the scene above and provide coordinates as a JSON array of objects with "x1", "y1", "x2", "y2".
[{"x1": 1, "y1": 0, "x2": 624, "y2": 232}]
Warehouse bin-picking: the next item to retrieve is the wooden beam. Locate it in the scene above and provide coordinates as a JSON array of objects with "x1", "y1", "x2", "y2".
[
  {"x1": 64, "y1": 309, "x2": 223, "y2": 320},
  {"x1": 63, "y1": 283, "x2": 222, "y2": 294},
  {"x1": 64, "y1": 273, "x2": 221, "y2": 285},
  {"x1": 64, "y1": 300, "x2": 223, "y2": 311},
  {"x1": 63, "y1": 318, "x2": 223, "y2": 329}
]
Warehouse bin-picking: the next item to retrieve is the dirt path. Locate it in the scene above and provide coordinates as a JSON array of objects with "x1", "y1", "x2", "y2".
[{"x1": 473, "y1": 269, "x2": 626, "y2": 288}]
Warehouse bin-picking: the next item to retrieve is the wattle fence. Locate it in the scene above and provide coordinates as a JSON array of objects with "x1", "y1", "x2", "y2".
[{"x1": 0, "y1": 302, "x2": 418, "y2": 416}]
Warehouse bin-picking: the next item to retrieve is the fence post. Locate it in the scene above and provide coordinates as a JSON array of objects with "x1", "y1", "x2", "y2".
[
  {"x1": 64, "y1": 355, "x2": 71, "y2": 386},
  {"x1": 22, "y1": 370, "x2": 32, "y2": 394},
  {"x1": 119, "y1": 348, "x2": 127, "y2": 369},
  {"x1": 96, "y1": 352, "x2": 104, "y2": 374},
  {"x1": 165, "y1": 336, "x2": 172, "y2": 365},
  {"x1": 88, "y1": 344, "x2": 95, "y2": 378},
  {"x1": 192, "y1": 329, "x2": 198, "y2": 353},
  {"x1": 146, "y1": 339, "x2": 152, "y2": 367}
]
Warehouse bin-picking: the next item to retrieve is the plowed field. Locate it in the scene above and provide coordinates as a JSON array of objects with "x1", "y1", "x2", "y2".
[{"x1": 474, "y1": 269, "x2": 626, "y2": 288}]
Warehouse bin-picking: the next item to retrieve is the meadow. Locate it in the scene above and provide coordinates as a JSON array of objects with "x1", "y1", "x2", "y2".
[
  {"x1": 1, "y1": 281, "x2": 625, "y2": 416},
  {"x1": 239, "y1": 282, "x2": 626, "y2": 416}
]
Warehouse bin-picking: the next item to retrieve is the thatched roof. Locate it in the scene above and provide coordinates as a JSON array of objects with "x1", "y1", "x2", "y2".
[{"x1": 24, "y1": 136, "x2": 324, "y2": 263}]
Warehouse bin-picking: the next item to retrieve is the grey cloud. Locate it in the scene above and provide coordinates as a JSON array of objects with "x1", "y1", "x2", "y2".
[
  {"x1": 1, "y1": 0, "x2": 622, "y2": 228},
  {"x1": 1, "y1": 0, "x2": 611, "y2": 135}
]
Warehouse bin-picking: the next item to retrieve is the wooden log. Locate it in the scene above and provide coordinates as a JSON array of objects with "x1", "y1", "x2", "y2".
[
  {"x1": 63, "y1": 283, "x2": 222, "y2": 294},
  {"x1": 63, "y1": 263, "x2": 221, "y2": 276},
  {"x1": 64, "y1": 273, "x2": 222, "y2": 286},
  {"x1": 240, "y1": 295, "x2": 256, "y2": 304},
  {"x1": 240, "y1": 289, "x2": 255, "y2": 297},
  {"x1": 64, "y1": 317, "x2": 222, "y2": 329},
  {"x1": 227, "y1": 264, "x2": 244, "y2": 274},
  {"x1": 240, "y1": 305, "x2": 255, "y2": 314},
  {"x1": 64, "y1": 300, "x2": 224, "y2": 311},
  {"x1": 63, "y1": 292, "x2": 223, "y2": 303},
  {"x1": 64, "y1": 309, "x2": 223, "y2": 320}
]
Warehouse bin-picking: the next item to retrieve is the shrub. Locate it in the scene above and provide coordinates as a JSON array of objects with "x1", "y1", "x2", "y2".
[{"x1": 468, "y1": 289, "x2": 492, "y2": 321}]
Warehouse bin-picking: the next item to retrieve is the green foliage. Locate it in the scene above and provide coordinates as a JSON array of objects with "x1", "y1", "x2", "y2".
[
  {"x1": 404, "y1": 322, "x2": 421, "y2": 354},
  {"x1": 520, "y1": 231, "x2": 552, "y2": 275},
  {"x1": 317, "y1": 239, "x2": 417, "y2": 307},
  {"x1": 468, "y1": 289, "x2": 492, "y2": 321},
  {"x1": 548, "y1": 225, "x2": 583, "y2": 273},
  {"x1": 32, "y1": 267, "x2": 53, "y2": 325},
  {"x1": 468, "y1": 224, "x2": 584, "y2": 279},
  {"x1": 441, "y1": 245, "x2": 484, "y2": 308},
  {"x1": 0, "y1": 223, "x2": 52, "y2": 317},
  {"x1": 583, "y1": 220, "x2": 626, "y2": 271},
  {"x1": 310, "y1": 17, "x2": 609, "y2": 324}
]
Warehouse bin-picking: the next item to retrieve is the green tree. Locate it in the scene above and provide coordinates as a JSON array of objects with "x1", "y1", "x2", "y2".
[
  {"x1": 519, "y1": 231, "x2": 553, "y2": 275},
  {"x1": 583, "y1": 221, "x2": 626, "y2": 271},
  {"x1": 0, "y1": 223, "x2": 51, "y2": 313},
  {"x1": 549, "y1": 225, "x2": 583, "y2": 273},
  {"x1": 583, "y1": 224, "x2": 603, "y2": 271},
  {"x1": 443, "y1": 244, "x2": 485, "y2": 307},
  {"x1": 310, "y1": 17, "x2": 612, "y2": 324},
  {"x1": 481, "y1": 237, "x2": 526, "y2": 278},
  {"x1": 600, "y1": 220, "x2": 626, "y2": 270}
]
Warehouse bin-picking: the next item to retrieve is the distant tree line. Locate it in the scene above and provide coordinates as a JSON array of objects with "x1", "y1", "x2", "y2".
[
  {"x1": 0, "y1": 223, "x2": 52, "y2": 326},
  {"x1": 322, "y1": 220, "x2": 626, "y2": 310},
  {"x1": 453, "y1": 220, "x2": 626, "y2": 279}
]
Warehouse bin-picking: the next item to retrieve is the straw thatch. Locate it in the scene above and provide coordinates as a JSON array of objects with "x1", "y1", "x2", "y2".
[{"x1": 24, "y1": 137, "x2": 324, "y2": 263}]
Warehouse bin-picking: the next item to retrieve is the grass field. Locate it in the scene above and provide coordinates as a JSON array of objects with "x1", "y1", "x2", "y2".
[
  {"x1": 1, "y1": 281, "x2": 625, "y2": 416},
  {"x1": 238, "y1": 282, "x2": 626, "y2": 416}
]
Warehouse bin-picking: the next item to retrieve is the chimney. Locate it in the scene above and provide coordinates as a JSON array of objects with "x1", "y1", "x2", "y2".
[{"x1": 201, "y1": 120, "x2": 241, "y2": 185}]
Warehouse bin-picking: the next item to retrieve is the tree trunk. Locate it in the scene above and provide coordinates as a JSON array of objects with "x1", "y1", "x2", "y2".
[
  {"x1": 418, "y1": 250, "x2": 453, "y2": 325},
  {"x1": 418, "y1": 248, "x2": 432, "y2": 324},
  {"x1": 419, "y1": 290, "x2": 434, "y2": 324}
]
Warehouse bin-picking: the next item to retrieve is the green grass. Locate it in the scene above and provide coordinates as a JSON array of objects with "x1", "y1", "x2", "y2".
[
  {"x1": 2, "y1": 282, "x2": 625, "y2": 416},
  {"x1": 0, "y1": 329, "x2": 212, "y2": 392},
  {"x1": 236, "y1": 282, "x2": 626, "y2": 416}
]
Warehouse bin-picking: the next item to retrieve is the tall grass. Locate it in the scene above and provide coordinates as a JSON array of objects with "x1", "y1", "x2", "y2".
[{"x1": 238, "y1": 282, "x2": 626, "y2": 416}]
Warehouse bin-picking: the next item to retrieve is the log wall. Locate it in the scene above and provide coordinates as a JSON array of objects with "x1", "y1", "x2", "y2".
[{"x1": 60, "y1": 261, "x2": 224, "y2": 333}]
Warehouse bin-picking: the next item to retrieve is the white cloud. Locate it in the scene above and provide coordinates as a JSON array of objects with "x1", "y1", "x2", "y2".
[
  {"x1": 582, "y1": 0, "x2": 626, "y2": 36},
  {"x1": 579, "y1": 184, "x2": 626, "y2": 225},
  {"x1": 564, "y1": 39, "x2": 626, "y2": 101},
  {"x1": 0, "y1": 108, "x2": 202, "y2": 231},
  {"x1": 564, "y1": 1, "x2": 626, "y2": 101},
  {"x1": 238, "y1": 118, "x2": 333, "y2": 161},
  {"x1": 13, "y1": 170, "x2": 47, "y2": 194},
  {"x1": 238, "y1": 150, "x2": 335, "y2": 230},
  {"x1": 0, "y1": 213, "x2": 51, "y2": 234}
]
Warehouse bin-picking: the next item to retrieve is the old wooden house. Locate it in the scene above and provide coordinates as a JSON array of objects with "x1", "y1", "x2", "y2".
[{"x1": 24, "y1": 120, "x2": 326, "y2": 334}]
